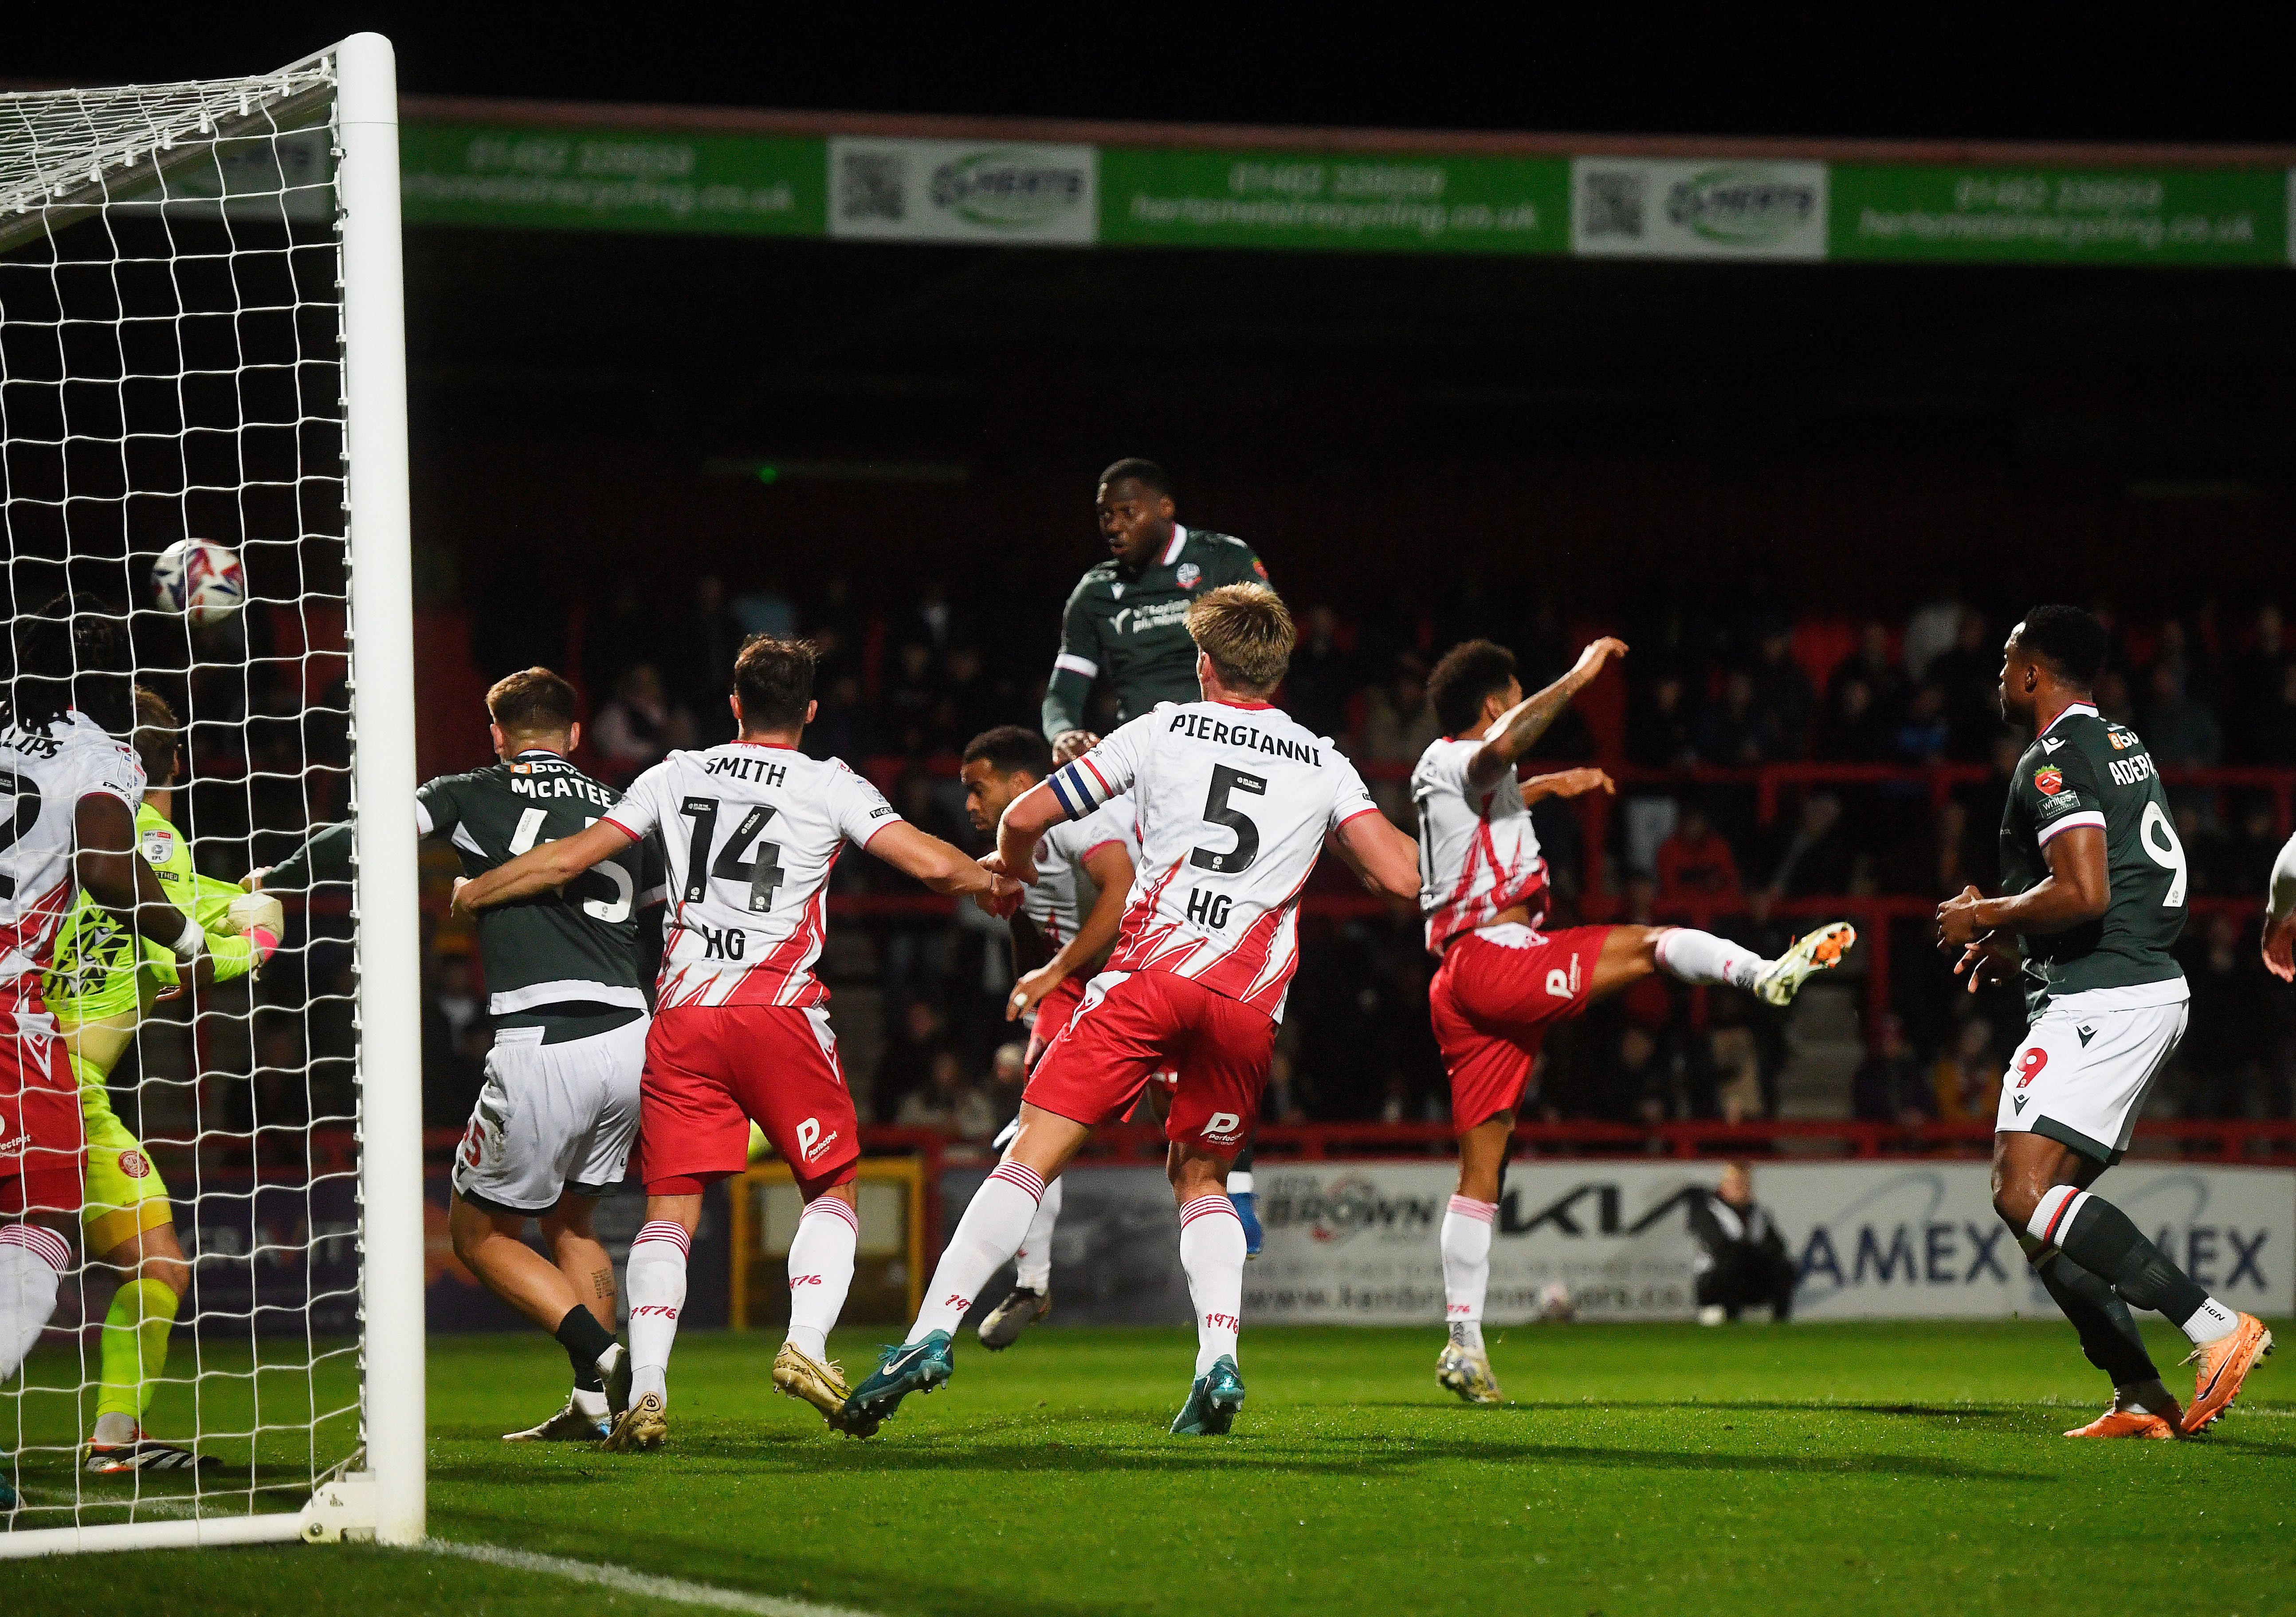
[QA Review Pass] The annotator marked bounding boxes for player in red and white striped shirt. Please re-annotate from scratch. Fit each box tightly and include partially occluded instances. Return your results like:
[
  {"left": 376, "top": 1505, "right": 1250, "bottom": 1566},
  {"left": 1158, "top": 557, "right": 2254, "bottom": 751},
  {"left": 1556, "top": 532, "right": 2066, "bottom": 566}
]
[
  {"left": 845, "top": 584, "right": 1424, "bottom": 1436},
  {"left": 459, "top": 636, "right": 1017, "bottom": 1449},
  {"left": 1413, "top": 637, "right": 1855, "bottom": 1406}
]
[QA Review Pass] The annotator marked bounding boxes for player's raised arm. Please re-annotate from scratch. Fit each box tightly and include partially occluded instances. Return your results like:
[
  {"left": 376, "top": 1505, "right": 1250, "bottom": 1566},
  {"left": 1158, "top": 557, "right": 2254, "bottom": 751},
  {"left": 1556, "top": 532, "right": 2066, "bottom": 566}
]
[
  {"left": 1464, "top": 637, "right": 1627, "bottom": 792},
  {"left": 1009, "top": 839, "right": 1132, "bottom": 1022},
  {"left": 993, "top": 779, "right": 1068, "bottom": 885},
  {"left": 455, "top": 818, "right": 635, "bottom": 914},
  {"left": 866, "top": 819, "right": 1021, "bottom": 912}
]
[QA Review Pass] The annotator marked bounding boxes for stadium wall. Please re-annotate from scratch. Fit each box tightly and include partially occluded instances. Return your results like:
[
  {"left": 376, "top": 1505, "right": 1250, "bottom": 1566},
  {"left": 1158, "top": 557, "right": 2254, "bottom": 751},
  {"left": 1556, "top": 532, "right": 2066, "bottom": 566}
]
[{"left": 945, "top": 1161, "right": 2296, "bottom": 1325}]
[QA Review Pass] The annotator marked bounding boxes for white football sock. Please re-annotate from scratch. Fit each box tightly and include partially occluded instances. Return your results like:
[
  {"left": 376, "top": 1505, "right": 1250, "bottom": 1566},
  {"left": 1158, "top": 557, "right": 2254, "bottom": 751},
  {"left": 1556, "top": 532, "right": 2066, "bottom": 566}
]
[
  {"left": 0, "top": 1224, "right": 69, "bottom": 1383},
  {"left": 909, "top": 1161, "right": 1044, "bottom": 1342},
  {"left": 2182, "top": 1296, "right": 2240, "bottom": 1346},
  {"left": 571, "top": 1385, "right": 609, "bottom": 1420},
  {"left": 625, "top": 1220, "right": 690, "bottom": 1407},
  {"left": 1013, "top": 1174, "right": 1063, "bottom": 1293},
  {"left": 1654, "top": 927, "right": 1763, "bottom": 991},
  {"left": 784, "top": 1194, "right": 859, "bottom": 1361},
  {"left": 1442, "top": 1195, "right": 1495, "bottom": 1354},
  {"left": 1179, "top": 1194, "right": 1246, "bottom": 1376}
]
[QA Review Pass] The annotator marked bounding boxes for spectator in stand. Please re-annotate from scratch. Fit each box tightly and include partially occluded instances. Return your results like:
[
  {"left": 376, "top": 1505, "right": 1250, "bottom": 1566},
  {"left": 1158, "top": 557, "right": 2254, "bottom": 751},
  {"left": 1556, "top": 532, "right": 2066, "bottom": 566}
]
[
  {"left": 731, "top": 574, "right": 798, "bottom": 640},
  {"left": 2092, "top": 666, "right": 2136, "bottom": 729},
  {"left": 1749, "top": 621, "right": 1816, "bottom": 759},
  {"left": 807, "top": 671, "right": 880, "bottom": 762},
  {"left": 875, "top": 999, "right": 952, "bottom": 1123},
  {"left": 1656, "top": 799, "right": 1743, "bottom": 908},
  {"left": 1830, "top": 620, "right": 1907, "bottom": 732},
  {"left": 987, "top": 1043, "right": 1028, "bottom": 1129},
  {"left": 935, "top": 644, "right": 1000, "bottom": 753},
  {"left": 2178, "top": 910, "right": 2268, "bottom": 1119},
  {"left": 671, "top": 573, "right": 747, "bottom": 719},
  {"left": 1851, "top": 1012, "right": 1934, "bottom": 1126},
  {"left": 1902, "top": 586, "right": 1965, "bottom": 686},
  {"left": 1696, "top": 669, "right": 1766, "bottom": 764},
  {"left": 1929, "top": 610, "right": 2005, "bottom": 760},
  {"left": 894, "top": 1050, "right": 998, "bottom": 1141},
  {"left": 2230, "top": 602, "right": 2289, "bottom": 761},
  {"left": 591, "top": 661, "right": 698, "bottom": 778},
  {"left": 1893, "top": 682, "right": 1951, "bottom": 765},
  {"left": 1285, "top": 604, "right": 1358, "bottom": 744},
  {"left": 1932, "top": 1015, "right": 2001, "bottom": 1123},
  {"left": 2257, "top": 662, "right": 2296, "bottom": 765},
  {"left": 883, "top": 640, "right": 939, "bottom": 754},
  {"left": 2144, "top": 659, "right": 2223, "bottom": 770},
  {"left": 1626, "top": 670, "right": 1699, "bottom": 770},
  {"left": 1359, "top": 651, "right": 1440, "bottom": 826},
  {"left": 1688, "top": 1162, "right": 1797, "bottom": 1324},
  {"left": 1816, "top": 673, "right": 1891, "bottom": 762},
  {"left": 1763, "top": 791, "right": 1858, "bottom": 897}
]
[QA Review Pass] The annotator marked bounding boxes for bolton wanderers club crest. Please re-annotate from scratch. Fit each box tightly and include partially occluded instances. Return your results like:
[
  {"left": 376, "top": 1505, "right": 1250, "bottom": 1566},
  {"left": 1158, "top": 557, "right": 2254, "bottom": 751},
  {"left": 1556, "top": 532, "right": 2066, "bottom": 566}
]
[{"left": 1175, "top": 561, "right": 1201, "bottom": 589}]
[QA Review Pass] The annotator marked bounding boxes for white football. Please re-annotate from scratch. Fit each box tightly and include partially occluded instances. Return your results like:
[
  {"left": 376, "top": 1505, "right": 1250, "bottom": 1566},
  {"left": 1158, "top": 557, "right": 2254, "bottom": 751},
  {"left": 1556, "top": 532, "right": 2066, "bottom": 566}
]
[
  {"left": 152, "top": 538, "right": 247, "bottom": 629},
  {"left": 1536, "top": 1281, "right": 1577, "bottom": 1322}
]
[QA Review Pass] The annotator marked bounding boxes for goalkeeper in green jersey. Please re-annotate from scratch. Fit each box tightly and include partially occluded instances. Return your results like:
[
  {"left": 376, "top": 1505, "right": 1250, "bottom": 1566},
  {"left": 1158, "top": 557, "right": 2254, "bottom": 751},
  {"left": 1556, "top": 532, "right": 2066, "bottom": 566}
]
[{"left": 43, "top": 689, "right": 282, "bottom": 1473}]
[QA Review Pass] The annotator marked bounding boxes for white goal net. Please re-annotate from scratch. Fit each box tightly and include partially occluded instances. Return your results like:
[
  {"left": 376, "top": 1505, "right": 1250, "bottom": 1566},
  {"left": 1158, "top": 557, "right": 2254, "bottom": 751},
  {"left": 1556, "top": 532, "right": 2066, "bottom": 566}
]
[{"left": 0, "top": 36, "right": 422, "bottom": 1553}]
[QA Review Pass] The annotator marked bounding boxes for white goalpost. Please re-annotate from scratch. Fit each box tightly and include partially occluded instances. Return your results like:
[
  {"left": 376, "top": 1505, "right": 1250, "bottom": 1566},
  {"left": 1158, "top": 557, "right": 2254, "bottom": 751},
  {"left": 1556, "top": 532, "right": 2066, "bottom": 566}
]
[{"left": 0, "top": 34, "right": 422, "bottom": 1553}]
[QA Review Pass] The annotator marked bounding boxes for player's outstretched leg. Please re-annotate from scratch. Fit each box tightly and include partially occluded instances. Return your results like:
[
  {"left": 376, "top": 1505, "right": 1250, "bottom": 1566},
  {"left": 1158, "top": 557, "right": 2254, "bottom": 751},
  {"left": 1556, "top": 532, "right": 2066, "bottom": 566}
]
[
  {"left": 845, "top": 1159, "right": 1048, "bottom": 1425},
  {"left": 606, "top": 1213, "right": 690, "bottom": 1451},
  {"left": 2018, "top": 1183, "right": 2270, "bottom": 1434},
  {"left": 978, "top": 1173, "right": 1060, "bottom": 1351},
  {"left": 773, "top": 1184, "right": 870, "bottom": 1435},
  {"left": 1643, "top": 922, "right": 1856, "bottom": 1007}
]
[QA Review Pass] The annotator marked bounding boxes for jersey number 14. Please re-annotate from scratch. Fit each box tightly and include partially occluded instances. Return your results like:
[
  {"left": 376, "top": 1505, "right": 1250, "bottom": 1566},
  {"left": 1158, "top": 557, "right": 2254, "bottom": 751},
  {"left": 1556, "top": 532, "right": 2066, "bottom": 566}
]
[{"left": 678, "top": 796, "right": 785, "bottom": 913}]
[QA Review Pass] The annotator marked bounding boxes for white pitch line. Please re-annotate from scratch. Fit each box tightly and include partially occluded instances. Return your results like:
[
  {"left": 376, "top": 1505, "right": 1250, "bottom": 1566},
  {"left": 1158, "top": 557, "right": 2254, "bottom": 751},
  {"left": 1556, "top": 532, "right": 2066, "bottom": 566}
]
[{"left": 423, "top": 1539, "right": 886, "bottom": 1617}]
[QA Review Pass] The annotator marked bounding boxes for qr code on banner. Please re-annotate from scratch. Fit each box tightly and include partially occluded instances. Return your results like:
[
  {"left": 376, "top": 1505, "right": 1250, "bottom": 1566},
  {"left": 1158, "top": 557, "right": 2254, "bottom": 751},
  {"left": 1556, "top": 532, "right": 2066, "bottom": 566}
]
[
  {"left": 1581, "top": 169, "right": 1645, "bottom": 238},
  {"left": 838, "top": 151, "right": 907, "bottom": 222}
]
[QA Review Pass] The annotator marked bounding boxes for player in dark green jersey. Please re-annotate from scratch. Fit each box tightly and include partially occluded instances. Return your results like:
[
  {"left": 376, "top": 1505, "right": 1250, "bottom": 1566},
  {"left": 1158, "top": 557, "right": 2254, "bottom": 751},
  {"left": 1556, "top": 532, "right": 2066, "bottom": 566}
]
[
  {"left": 1041, "top": 458, "right": 1272, "bottom": 1246},
  {"left": 1042, "top": 457, "right": 1270, "bottom": 755},
  {"left": 263, "top": 669, "right": 663, "bottom": 1442},
  {"left": 1939, "top": 606, "right": 2270, "bottom": 1437}
]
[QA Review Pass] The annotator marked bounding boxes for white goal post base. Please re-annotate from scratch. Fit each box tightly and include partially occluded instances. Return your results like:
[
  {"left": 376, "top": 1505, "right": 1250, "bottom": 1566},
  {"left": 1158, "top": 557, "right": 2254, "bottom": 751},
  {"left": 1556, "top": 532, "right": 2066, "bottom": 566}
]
[{"left": 0, "top": 1473, "right": 381, "bottom": 1558}]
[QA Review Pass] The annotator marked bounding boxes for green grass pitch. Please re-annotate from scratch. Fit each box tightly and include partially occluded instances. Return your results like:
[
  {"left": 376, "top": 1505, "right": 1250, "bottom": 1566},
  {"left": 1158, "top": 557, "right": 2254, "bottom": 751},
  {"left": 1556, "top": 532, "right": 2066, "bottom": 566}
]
[{"left": 4, "top": 1320, "right": 2291, "bottom": 1615}]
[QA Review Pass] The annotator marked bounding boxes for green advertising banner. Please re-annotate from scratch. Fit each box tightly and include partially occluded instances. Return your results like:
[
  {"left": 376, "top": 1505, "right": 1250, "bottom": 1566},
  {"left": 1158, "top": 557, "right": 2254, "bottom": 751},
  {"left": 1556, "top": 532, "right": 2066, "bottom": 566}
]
[
  {"left": 1099, "top": 147, "right": 1570, "bottom": 254},
  {"left": 1832, "top": 165, "right": 2287, "bottom": 265},
  {"left": 399, "top": 122, "right": 825, "bottom": 236}
]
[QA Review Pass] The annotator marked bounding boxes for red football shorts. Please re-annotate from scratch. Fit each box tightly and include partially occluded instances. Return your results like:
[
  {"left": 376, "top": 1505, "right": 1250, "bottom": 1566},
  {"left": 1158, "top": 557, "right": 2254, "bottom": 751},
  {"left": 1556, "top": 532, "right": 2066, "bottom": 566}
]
[
  {"left": 0, "top": 1007, "right": 86, "bottom": 1219},
  {"left": 1024, "top": 976, "right": 1088, "bottom": 1068},
  {"left": 633, "top": 1003, "right": 860, "bottom": 1196},
  {"left": 1024, "top": 969, "right": 1274, "bottom": 1155},
  {"left": 1429, "top": 924, "right": 1616, "bottom": 1130}
]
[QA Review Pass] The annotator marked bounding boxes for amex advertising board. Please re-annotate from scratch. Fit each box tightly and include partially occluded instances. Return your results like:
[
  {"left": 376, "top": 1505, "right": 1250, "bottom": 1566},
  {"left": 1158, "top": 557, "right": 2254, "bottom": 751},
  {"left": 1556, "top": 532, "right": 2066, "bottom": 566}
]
[{"left": 945, "top": 1161, "right": 2294, "bottom": 1326}]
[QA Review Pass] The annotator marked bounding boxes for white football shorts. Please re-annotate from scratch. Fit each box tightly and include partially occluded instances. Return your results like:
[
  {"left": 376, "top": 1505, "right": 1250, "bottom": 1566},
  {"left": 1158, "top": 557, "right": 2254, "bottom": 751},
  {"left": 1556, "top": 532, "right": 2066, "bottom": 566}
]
[
  {"left": 452, "top": 1014, "right": 647, "bottom": 1213},
  {"left": 1996, "top": 983, "right": 2188, "bottom": 1166}
]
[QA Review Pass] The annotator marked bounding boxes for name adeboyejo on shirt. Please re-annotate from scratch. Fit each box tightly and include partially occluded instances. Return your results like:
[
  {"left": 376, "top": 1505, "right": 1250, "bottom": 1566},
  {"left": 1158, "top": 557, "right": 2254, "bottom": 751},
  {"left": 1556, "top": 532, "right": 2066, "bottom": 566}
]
[{"left": 1167, "top": 708, "right": 1322, "bottom": 766}]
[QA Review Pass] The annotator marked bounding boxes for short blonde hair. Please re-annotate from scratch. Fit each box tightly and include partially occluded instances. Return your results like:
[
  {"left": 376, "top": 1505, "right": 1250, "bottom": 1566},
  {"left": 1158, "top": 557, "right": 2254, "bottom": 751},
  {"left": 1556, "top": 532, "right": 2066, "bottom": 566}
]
[{"left": 1186, "top": 583, "right": 1294, "bottom": 696}]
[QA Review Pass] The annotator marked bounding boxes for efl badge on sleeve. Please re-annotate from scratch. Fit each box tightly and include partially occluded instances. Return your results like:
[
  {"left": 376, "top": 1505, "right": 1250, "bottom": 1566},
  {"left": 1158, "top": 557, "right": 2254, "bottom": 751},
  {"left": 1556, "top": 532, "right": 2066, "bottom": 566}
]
[{"left": 2033, "top": 765, "right": 2064, "bottom": 796}]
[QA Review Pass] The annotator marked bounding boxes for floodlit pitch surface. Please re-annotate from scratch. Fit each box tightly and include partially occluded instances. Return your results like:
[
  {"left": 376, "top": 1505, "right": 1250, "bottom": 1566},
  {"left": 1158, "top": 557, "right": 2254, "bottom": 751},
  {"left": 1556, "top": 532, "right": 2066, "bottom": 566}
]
[{"left": 4, "top": 1322, "right": 2290, "bottom": 1613}]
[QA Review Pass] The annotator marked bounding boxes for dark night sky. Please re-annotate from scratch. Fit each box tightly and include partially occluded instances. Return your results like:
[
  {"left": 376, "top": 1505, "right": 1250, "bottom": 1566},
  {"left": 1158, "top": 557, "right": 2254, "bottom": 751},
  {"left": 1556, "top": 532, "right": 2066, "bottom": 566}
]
[{"left": 8, "top": 8, "right": 2292, "bottom": 145}]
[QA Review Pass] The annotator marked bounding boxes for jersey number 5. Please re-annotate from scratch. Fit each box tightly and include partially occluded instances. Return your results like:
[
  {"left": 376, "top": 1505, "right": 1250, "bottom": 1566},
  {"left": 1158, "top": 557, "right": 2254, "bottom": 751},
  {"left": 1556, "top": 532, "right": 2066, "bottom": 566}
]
[
  {"left": 508, "top": 807, "right": 633, "bottom": 923},
  {"left": 1189, "top": 765, "right": 1266, "bottom": 875},
  {"left": 679, "top": 797, "right": 786, "bottom": 913}
]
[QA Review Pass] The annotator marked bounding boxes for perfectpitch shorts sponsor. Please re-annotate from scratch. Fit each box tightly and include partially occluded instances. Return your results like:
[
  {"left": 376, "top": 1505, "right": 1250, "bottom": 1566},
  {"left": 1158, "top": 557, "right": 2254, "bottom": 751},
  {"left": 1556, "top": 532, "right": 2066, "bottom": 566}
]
[
  {"left": 632, "top": 1002, "right": 860, "bottom": 1195},
  {"left": 1023, "top": 968, "right": 1274, "bottom": 1155},
  {"left": 453, "top": 1015, "right": 647, "bottom": 1214},
  {"left": 0, "top": 1007, "right": 84, "bottom": 1220},
  {"left": 1429, "top": 922, "right": 1616, "bottom": 1129},
  {"left": 1997, "top": 984, "right": 2188, "bottom": 1166}
]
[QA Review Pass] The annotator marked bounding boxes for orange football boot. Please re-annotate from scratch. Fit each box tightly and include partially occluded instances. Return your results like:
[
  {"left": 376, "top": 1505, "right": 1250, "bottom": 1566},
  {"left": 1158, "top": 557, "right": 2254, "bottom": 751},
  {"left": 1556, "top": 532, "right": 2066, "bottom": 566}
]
[
  {"left": 2063, "top": 1406, "right": 2175, "bottom": 1440},
  {"left": 2180, "top": 1313, "right": 2273, "bottom": 1435}
]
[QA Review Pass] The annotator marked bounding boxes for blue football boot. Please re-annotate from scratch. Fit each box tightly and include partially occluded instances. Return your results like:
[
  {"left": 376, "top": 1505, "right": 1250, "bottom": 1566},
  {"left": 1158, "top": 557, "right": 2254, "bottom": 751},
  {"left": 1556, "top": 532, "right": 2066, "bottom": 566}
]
[
  {"left": 1170, "top": 1355, "right": 1247, "bottom": 1436},
  {"left": 1231, "top": 1190, "right": 1263, "bottom": 1258},
  {"left": 841, "top": 1330, "right": 955, "bottom": 1428}
]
